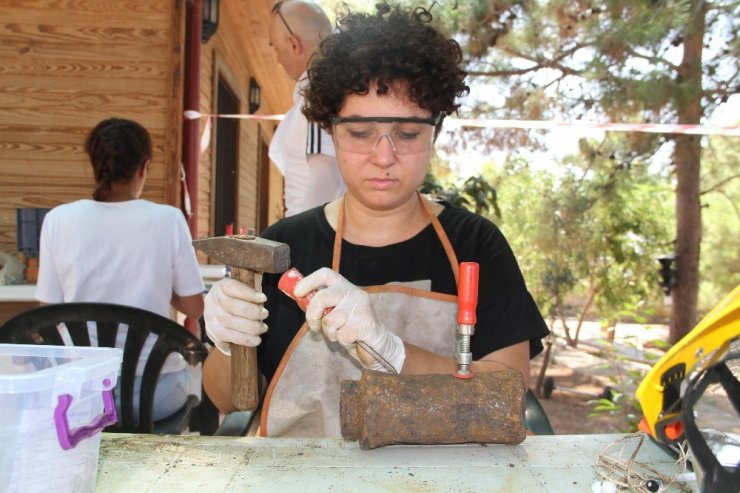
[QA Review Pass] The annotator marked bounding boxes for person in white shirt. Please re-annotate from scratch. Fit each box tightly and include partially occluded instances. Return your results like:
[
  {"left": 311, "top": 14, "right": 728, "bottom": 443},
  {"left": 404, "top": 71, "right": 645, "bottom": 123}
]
[
  {"left": 36, "top": 117, "right": 205, "bottom": 422},
  {"left": 267, "top": 0, "right": 345, "bottom": 217}
]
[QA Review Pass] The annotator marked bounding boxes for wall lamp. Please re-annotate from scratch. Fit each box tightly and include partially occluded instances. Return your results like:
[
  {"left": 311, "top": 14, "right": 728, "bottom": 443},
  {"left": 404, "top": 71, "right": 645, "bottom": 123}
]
[
  {"left": 249, "top": 77, "right": 261, "bottom": 114},
  {"left": 202, "top": 0, "right": 220, "bottom": 43}
]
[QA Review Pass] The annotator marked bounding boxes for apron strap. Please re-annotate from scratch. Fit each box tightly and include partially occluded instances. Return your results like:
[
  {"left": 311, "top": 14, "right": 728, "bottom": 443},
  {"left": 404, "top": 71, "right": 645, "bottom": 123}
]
[
  {"left": 331, "top": 196, "right": 344, "bottom": 272},
  {"left": 419, "top": 194, "right": 460, "bottom": 284}
]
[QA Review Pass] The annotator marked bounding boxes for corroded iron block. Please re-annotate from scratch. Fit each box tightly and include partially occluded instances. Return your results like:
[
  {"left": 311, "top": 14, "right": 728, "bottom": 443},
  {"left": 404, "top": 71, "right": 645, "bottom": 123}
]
[{"left": 340, "top": 370, "right": 526, "bottom": 450}]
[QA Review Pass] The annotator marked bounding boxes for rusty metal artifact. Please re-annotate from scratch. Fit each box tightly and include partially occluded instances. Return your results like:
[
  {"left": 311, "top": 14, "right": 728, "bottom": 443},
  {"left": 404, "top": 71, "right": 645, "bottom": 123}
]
[{"left": 340, "top": 370, "right": 526, "bottom": 450}]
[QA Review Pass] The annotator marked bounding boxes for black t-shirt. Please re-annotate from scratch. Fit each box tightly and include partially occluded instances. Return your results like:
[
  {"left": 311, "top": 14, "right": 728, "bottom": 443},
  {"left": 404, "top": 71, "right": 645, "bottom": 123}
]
[{"left": 258, "top": 201, "right": 549, "bottom": 382}]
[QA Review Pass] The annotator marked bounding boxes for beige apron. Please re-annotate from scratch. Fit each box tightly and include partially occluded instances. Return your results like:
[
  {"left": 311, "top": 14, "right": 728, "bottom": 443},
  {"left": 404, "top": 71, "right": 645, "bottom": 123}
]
[{"left": 260, "top": 195, "right": 463, "bottom": 437}]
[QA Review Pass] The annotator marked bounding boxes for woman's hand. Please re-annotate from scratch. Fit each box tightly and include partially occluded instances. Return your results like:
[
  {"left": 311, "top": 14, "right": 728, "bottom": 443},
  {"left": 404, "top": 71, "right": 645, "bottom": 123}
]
[
  {"left": 295, "top": 268, "right": 405, "bottom": 373},
  {"left": 203, "top": 278, "right": 269, "bottom": 355}
]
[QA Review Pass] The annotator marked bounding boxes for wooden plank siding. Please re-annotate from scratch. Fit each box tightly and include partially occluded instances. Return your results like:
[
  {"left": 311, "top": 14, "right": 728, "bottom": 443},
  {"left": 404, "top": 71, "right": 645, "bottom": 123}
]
[
  {"left": 0, "top": 0, "right": 293, "bottom": 266},
  {"left": 0, "top": 0, "right": 184, "bottom": 254}
]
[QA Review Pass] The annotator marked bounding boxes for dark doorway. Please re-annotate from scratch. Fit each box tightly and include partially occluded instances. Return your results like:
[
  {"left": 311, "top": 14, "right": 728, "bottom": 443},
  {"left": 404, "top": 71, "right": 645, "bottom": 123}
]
[{"left": 213, "top": 78, "right": 239, "bottom": 236}]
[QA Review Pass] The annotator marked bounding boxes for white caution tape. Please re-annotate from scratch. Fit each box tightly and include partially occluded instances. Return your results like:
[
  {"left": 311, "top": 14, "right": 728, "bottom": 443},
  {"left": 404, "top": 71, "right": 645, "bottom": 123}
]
[
  {"left": 184, "top": 110, "right": 739, "bottom": 136},
  {"left": 445, "top": 118, "right": 740, "bottom": 136},
  {"left": 184, "top": 110, "right": 284, "bottom": 122}
]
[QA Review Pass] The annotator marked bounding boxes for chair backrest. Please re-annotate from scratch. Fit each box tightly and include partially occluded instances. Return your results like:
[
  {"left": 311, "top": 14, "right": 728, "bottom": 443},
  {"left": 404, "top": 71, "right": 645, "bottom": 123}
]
[
  {"left": 525, "top": 390, "right": 555, "bottom": 435},
  {"left": 0, "top": 302, "right": 208, "bottom": 433}
]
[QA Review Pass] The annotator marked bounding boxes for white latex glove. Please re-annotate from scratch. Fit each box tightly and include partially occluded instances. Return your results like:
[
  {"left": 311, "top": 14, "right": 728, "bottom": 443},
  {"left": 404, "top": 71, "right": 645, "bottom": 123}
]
[
  {"left": 204, "top": 278, "right": 268, "bottom": 355},
  {"left": 295, "top": 268, "right": 405, "bottom": 373}
]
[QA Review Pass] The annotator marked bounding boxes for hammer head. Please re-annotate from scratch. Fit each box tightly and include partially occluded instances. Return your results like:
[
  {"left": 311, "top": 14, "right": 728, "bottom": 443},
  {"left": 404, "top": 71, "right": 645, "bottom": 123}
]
[{"left": 193, "top": 235, "right": 290, "bottom": 273}]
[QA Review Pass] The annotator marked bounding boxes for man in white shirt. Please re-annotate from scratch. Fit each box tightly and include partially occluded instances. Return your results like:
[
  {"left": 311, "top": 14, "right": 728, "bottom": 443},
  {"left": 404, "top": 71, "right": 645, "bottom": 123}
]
[{"left": 267, "top": 0, "right": 345, "bottom": 217}]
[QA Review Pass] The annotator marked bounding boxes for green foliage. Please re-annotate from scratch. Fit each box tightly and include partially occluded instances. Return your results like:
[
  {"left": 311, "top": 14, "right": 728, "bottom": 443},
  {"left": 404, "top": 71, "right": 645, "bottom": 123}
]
[
  {"left": 586, "top": 339, "right": 651, "bottom": 433},
  {"left": 487, "top": 135, "right": 674, "bottom": 324},
  {"left": 698, "top": 135, "right": 740, "bottom": 309},
  {"left": 420, "top": 171, "right": 502, "bottom": 219},
  {"left": 587, "top": 391, "right": 642, "bottom": 433},
  {"left": 647, "top": 339, "right": 671, "bottom": 350},
  {"left": 460, "top": 176, "right": 502, "bottom": 218}
]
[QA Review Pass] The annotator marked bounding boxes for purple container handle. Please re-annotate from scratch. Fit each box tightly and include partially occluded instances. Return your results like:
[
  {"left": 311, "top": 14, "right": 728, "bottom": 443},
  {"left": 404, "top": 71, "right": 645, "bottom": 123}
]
[{"left": 54, "top": 378, "right": 118, "bottom": 451}]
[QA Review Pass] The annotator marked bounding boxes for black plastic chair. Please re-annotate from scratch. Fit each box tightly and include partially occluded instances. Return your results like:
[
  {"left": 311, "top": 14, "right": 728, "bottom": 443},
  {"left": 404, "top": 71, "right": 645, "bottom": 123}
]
[
  {"left": 525, "top": 390, "right": 555, "bottom": 435},
  {"left": 0, "top": 302, "right": 208, "bottom": 435}
]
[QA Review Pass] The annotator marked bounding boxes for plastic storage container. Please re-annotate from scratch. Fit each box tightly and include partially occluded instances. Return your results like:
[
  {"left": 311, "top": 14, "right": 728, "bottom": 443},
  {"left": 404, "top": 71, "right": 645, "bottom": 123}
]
[{"left": 0, "top": 344, "right": 123, "bottom": 493}]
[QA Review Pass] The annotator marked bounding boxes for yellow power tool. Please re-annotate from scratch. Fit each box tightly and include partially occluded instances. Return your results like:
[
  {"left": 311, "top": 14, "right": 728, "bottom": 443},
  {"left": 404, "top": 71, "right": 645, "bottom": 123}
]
[{"left": 636, "top": 284, "right": 740, "bottom": 444}]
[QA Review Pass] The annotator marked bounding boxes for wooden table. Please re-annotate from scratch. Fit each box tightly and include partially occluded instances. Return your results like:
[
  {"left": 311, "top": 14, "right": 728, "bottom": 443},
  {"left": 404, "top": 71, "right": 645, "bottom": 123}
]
[{"left": 96, "top": 433, "right": 693, "bottom": 492}]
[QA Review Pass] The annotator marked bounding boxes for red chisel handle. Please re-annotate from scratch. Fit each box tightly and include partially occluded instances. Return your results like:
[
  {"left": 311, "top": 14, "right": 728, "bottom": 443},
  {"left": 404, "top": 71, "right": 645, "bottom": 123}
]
[
  {"left": 278, "top": 267, "right": 314, "bottom": 310},
  {"left": 457, "top": 262, "right": 479, "bottom": 325},
  {"left": 278, "top": 268, "right": 334, "bottom": 317}
]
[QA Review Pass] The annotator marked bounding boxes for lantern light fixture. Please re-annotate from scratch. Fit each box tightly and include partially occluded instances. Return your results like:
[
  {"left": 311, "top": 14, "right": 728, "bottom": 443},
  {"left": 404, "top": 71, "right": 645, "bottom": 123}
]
[
  {"left": 202, "top": 0, "right": 220, "bottom": 43},
  {"left": 249, "top": 77, "right": 261, "bottom": 114}
]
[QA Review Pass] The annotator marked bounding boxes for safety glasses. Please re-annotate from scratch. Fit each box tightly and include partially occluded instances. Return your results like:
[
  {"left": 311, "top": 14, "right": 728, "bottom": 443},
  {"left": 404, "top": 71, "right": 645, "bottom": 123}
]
[{"left": 331, "top": 116, "right": 439, "bottom": 155}]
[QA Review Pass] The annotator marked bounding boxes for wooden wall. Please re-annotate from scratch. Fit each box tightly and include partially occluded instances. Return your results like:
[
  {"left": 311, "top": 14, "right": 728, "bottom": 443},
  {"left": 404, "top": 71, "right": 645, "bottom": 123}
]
[
  {"left": 0, "top": 0, "right": 184, "bottom": 255},
  {"left": 0, "top": 0, "right": 294, "bottom": 265}
]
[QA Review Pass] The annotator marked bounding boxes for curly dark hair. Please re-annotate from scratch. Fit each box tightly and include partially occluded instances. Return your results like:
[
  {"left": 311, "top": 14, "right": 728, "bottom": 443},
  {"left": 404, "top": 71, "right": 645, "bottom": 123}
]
[
  {"left": 302, "top": 2, "right": 469, "bottom": 133},
  {"left": 85, "top": 117, "right": 151, "bottom": 201}
]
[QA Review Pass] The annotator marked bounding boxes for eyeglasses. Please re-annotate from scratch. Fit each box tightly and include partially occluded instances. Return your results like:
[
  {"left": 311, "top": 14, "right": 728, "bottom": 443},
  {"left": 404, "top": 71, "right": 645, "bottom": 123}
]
[
  {"left": 331, "top": 116, "right": 439, "bottom": 155},
  {"left": 271, "top": 1, "right": 295, "bottom": 36}
]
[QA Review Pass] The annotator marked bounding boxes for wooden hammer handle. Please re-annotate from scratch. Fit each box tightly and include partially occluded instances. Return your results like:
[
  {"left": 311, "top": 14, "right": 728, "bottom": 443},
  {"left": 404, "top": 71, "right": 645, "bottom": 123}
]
[{"left": 229, "top": 267, "right": 261, "bottom": 411}]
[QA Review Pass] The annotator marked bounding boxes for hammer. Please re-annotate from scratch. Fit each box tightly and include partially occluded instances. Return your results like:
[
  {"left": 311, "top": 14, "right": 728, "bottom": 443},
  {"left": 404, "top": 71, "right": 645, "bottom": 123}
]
[{"left": 193, "top": 234, "right": 290, "bottom": 411}]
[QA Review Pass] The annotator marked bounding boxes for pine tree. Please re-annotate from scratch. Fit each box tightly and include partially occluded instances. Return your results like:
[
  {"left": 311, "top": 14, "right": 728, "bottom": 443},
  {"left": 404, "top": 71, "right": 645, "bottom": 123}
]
[{"left": 433, "top": 0, "right": 739, "bottom": 342}]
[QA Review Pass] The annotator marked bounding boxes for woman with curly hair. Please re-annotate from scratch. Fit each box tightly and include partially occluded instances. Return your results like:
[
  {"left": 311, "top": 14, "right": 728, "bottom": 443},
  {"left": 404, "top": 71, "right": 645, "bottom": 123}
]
[{"left": 203, "top": 2, "right": 548, "bottom": 438}]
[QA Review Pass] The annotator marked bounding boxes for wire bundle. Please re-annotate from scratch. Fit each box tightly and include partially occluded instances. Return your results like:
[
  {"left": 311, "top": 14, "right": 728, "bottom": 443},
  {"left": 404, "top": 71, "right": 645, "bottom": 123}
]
[{"left": 594, "top": 433, "right": 694, "bottom": 492}]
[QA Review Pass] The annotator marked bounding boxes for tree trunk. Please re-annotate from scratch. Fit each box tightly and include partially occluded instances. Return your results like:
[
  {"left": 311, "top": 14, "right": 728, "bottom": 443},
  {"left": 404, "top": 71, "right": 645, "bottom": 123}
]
[
  {"left": 573, "top": 282, "right": 598, "bottom": 347},
  {"left": 533, "top": 335, "right": 553, "bottom": 398},
  {"left": 670, "top": 0, "right": 705, "bottom": 343},
  {"left": 559, "top": 310, "right": 575, "bottom": 347}
]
